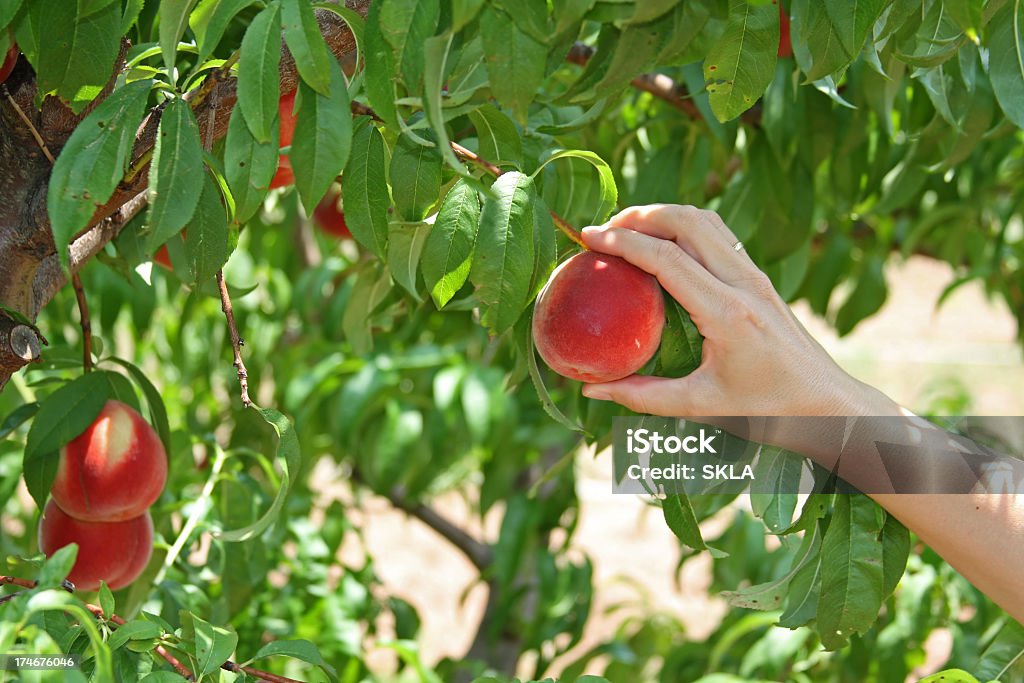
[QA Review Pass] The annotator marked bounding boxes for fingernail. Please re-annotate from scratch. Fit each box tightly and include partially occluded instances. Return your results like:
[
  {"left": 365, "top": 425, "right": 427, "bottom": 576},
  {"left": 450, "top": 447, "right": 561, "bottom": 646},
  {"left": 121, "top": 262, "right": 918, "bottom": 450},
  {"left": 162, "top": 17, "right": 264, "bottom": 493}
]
[
  {"left": 582, "top": 386, "right": 610, "bottom": 401},
  {"left": 582, "top": 225, "right": 606, "bottom": 237}
]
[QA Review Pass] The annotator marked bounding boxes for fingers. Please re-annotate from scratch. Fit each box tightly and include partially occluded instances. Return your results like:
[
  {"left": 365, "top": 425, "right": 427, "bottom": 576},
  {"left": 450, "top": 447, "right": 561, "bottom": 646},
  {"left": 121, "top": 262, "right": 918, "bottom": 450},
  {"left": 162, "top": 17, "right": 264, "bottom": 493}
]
[
  {"left": 606, "top": 204, "right": 762, "bottom": 284},
  {"left": 582, "top": 224, "right": 728, "bottom": 323},
  {"left": 582, "top": 375, "right": 705, "bottom": 417}
]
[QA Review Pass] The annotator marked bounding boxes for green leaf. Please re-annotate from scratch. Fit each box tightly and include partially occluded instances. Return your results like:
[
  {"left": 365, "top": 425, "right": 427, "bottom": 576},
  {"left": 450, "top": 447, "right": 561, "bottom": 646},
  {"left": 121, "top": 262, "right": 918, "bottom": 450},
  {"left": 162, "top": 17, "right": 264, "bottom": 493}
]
[
  {"left": 533, "top": 149, "right": 618, "bottom": 226},
  {"left": 188, "top": 614, "right": 238, "bottom": 676},
  {"left": 704, "top": 0, "right": 778, "bottom": 122},
  {"left": 217, "top": 408, "right": 300, "bottom": 541},
  {"left": 282, "top": 0, "right": 332, "bottom": 94},
  {"left": 468, "top": 104, "right": 522, "bottom": 168},
  {"left": 880, "top": 512, "right": 909, "bottom": 599},
  {"left": 749, "top": 446, "right": 804, "bottom": 533},
  {"left": 342, "top": 121, "right": 390, "bottom": 257},
  {"left": 917, "top": 672, "right": 982, "bottom": 683},
  {"left": 975, "top": 621, "right": 1024, "bottom": 681},
  {"left": 363, "top": 0, "right": 398, "bottom": 127},
  {"left": 657, "top": 298, "right": 703, "bottom": 379},
  {"left": 817, "top": 494, "right": 887, "bottom": 650},
  {"left": 389, "top": 134, "right": 443, "bottom": 222},
  {"left": 224, "top": 103, "right": 279, "bottom": 223},
  {"left": 377, "top": 0, "right": 439, "bottom": 91},
  {"left": 0, "top": 0, "right": 25, "bottom": 26},
  {"left": 252, "top": 640, "right": 337, "bottom": 679},
  {"left": 422, "top": 32, "right": 469, "bottom": 174},
  {"left": 988, "top": 3, "right": 1024, "bottom": 129},
  {"left": 23, "top": 372, "right": 121, "bottom": 510},
  {"left": 147, "top": 98, "right": 204, "bottom": 251},
  {"left": 14, "top": 0, "right": 121, "bottom": 112},
  {"left": 107, "top": 620, "right": 163, "bottom": 650},
  {"left": 629, "top": 0, "right": 680, "bottom": 24},
  {"left": 237, "top": 0, "right": 282, "bottom": 143},
  {"left": 470, "top": 172, "right": 536, "bottom": 334},
  {"left": 834, "top": 255, "right": 887, "bottom": 336},
  {"left": 0, "top": 402, "right": 39, "bottom": 440},
  {"left": 480, "top": 5, "right": 547, "bottom": 120},
  {"left": 662, "top": 494, "right": 726, "bottom": 556},
  {"left": 342, "top": 264, "right": 393, "bottom": 354},
  {"left": 451, "top": 0, "right": 483, "bottom": 31},
  {"left": 182, "top": 172, "right": 230, "bottom": 284},
  {"left": 422, "top": 180, "right": 481, "bottom": 308},
  {"left": 520, "top": 315, "right": 586, "bottom": 434},
  {"left": 721, "top": 520, "right": 821, "bottom": 610},
  {"left": 292, "top": 58, "right": 353, "bottom": 210},
  {"left": 944, "top": 0, "right": 984, "bottom": 39},
  {"left": 47, "top": 79, "right": 152, "bottom": 270},
  {"left": 387, "top": 221, "right": 431, "bottom": 297},
  {"left": 159, "top": 0, "right": 199, "bottom": 75},
  {"left": 529, "top": 195, "right": 556, "bottom": 300},
  {"left": 792, "top": 0, "right": 886, "bottom": 81},
  {"left": 191, "top": 0, "right": 258, "bottom": 64}
]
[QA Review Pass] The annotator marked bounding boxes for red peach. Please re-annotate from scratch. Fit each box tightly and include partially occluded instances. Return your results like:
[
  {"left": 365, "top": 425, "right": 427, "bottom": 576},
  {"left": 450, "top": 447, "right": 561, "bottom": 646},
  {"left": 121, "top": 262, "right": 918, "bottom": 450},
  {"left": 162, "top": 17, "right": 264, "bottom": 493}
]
[
  {"left": 778, "top": 3, "right": 793, "bottom": 58},
  {"left": 154, "top": 244, "right": 171, "bottom": 269},
  {"left": 0, "top": 34, "right": 17, "bottom": 84},
  {"left": 51, "top": 400, "right": 167, "bottom": 522},
  {"left": 312, "top": 188, "right": 351, "bottom": 238},
  {"left": 269, "top": 89, "right": 297, "bottom": 189},
  {"left": 532, "top": 251, "right": 665, "bottom": 383},
  {"left": 38, "top": 500, "right": 153, "bottom": 592}
]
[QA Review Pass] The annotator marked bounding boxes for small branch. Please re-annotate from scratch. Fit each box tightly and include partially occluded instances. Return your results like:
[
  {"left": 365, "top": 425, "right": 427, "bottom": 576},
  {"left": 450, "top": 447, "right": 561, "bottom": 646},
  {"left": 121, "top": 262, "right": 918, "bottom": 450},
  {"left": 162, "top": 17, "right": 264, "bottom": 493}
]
[
  {"left": 216, "top": 271, "right": 253, "bottom": 408},
  {"left": 566, "top": 42, "right": 702, "bottom": 120},
  {"left": 0, "top": 589, "right": 27, "bottom": 605},
  {"left": 70, "top": 273, "right": 93, "bottom": 372},
  {"left": 383, "top": 488, "right": 493, "bottom": 571},
  {"left": 0, "top": 575, "right": 37, "bottom": 589},
  {"left": 352, "top": 102, "right": 587, "bottom": 248},
  {"left": 2, "top": 85, "right": 57, "bottom": 163}
]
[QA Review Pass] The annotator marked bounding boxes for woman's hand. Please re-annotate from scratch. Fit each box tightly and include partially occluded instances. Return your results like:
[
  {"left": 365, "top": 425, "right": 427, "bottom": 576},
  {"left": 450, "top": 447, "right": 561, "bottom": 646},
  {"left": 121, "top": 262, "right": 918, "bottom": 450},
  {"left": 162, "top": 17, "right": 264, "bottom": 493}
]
[{"left": 580, "top": 204, "right": 897, "bottom": 418}]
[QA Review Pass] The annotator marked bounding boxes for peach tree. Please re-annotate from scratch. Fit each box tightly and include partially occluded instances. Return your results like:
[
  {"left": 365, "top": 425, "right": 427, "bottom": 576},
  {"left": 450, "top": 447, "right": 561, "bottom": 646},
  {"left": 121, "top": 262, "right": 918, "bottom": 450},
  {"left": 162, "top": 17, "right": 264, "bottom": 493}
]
[{"left": 0, "top": 0, "right": 1023, "bottom": 681}]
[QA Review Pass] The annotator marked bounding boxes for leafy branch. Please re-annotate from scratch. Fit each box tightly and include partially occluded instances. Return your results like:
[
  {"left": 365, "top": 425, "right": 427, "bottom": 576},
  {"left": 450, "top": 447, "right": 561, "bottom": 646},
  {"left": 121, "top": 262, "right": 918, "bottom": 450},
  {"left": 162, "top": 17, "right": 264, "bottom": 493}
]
[{"left": 0, "top": 575, "right": 308, "bottom": 682}]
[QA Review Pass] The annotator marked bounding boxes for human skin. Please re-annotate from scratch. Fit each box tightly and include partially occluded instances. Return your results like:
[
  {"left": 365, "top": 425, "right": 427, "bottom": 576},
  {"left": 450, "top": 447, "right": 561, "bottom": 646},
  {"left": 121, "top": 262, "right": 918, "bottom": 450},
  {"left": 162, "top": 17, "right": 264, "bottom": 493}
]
[
  {"left": 51, "top": 400, "right": 167, "bottom": 522},
  {"left": 580, "top": 204, "right": 1024, "bottom": 624},
  {"left": 38, "top": 500, "right": 153, "bottom": 592}
]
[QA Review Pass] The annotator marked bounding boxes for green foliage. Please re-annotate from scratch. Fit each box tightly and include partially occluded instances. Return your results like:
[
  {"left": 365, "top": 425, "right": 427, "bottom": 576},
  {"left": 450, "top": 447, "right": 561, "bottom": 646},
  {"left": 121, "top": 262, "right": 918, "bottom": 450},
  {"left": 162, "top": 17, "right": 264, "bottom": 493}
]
[{"left": 3, "top": 0, "right": 1024, "bottom": 680}]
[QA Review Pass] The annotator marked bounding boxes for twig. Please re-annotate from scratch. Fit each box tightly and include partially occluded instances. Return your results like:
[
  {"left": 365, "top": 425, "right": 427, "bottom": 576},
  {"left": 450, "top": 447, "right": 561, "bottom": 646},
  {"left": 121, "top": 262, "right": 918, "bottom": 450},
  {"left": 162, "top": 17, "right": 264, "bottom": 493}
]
[
  {"left": 2, "top": 86, "right": 56, "bottom": 163},
  {"left": 70, "top": 273, "right": 93, "bottom": 372},
  {"left": 0, "top": 575, "right": 37, "bottom": 589},
  {"left": 0, "top": 589, "right": 27, "bottom": 605},
  {"left": 351, "top": 102, "right": 587, "bottom": 248},
  {"left": 216, "top": 271, "right": 253, "bottom": 408},
  {"left": 566, "top": 42, "right": 702, "bottom": 120}
]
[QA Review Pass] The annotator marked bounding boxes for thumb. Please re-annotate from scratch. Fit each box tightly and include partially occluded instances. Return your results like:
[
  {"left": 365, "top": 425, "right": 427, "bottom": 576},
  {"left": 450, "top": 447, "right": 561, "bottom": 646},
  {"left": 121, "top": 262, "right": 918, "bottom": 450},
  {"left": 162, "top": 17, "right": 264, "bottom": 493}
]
[{"left": 582, "top": 374, "right": 703, "bottom": 417}]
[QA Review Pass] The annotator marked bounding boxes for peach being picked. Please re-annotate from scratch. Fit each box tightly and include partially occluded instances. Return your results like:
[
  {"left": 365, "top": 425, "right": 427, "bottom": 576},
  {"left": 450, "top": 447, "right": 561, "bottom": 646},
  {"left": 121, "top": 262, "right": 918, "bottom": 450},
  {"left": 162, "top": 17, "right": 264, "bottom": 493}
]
[{"left": 532, "top": 251, "right": 665, "bottom": 383}]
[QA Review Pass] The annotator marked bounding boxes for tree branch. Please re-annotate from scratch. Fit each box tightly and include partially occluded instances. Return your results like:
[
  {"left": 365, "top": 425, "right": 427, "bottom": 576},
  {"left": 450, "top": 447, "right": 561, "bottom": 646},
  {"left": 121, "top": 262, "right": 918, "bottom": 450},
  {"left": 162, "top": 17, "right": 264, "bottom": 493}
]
[{"left": 381, "top": 486, "right": 494, "bottom": 571}]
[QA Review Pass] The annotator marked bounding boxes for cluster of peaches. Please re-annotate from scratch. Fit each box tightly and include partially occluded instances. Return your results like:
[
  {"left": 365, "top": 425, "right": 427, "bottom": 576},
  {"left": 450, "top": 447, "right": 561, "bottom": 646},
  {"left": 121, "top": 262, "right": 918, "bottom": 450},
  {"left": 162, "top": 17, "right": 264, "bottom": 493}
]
[{"left": 38, "top": 401, "right": 167, "bottom": 592}]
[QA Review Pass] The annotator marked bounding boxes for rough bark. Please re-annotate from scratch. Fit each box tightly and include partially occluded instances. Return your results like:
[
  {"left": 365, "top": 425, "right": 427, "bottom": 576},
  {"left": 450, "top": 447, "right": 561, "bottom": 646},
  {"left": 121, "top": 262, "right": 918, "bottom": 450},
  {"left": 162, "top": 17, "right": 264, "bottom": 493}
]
[{"left": 0, "top": 1, "right": 368, "bottom": 389}]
